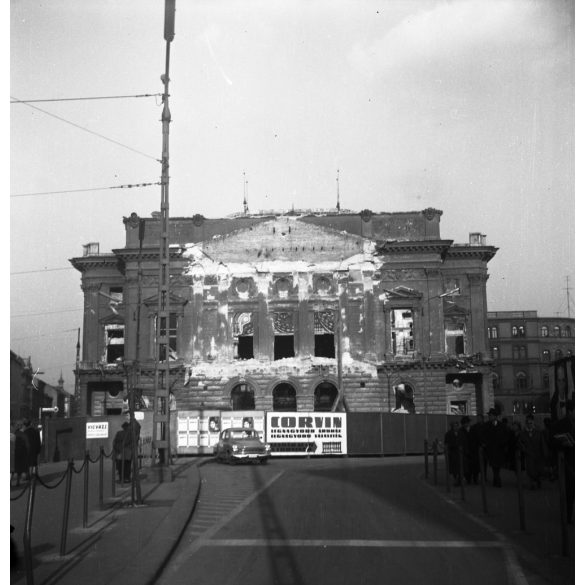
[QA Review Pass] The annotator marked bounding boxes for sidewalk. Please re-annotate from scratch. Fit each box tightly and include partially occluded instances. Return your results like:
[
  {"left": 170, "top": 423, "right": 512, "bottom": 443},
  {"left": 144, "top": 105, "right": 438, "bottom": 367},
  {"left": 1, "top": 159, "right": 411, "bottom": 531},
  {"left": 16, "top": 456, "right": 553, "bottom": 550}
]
[
  {"left": 423, "top": 465, "right": 575, "bottom": 585},
  {"left": 10, "top": 457, "right": 204, "bottom": 585}
]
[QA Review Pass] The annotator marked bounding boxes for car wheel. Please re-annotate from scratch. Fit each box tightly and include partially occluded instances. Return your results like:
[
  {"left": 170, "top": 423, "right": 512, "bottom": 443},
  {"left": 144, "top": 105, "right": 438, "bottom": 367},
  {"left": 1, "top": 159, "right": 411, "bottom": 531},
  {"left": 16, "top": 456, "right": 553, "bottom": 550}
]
[{"left": 260, "top": 458, "right": 267, "bottom": 465}]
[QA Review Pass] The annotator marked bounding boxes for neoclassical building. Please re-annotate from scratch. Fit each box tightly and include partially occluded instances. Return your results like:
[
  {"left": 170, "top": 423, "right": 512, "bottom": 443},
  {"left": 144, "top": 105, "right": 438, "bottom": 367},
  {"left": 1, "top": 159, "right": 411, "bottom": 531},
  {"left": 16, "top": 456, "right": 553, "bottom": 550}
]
[{"left": 70, "top": 207, "right": 498, "bottom": 419}]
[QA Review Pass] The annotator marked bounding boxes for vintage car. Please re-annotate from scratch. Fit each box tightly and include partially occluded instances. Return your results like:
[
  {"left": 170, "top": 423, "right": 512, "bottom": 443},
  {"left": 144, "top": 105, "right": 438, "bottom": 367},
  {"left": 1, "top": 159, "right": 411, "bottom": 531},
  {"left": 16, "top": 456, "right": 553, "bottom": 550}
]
[{"left": 214, "top": 427, "right": 271, "bottom": 464}]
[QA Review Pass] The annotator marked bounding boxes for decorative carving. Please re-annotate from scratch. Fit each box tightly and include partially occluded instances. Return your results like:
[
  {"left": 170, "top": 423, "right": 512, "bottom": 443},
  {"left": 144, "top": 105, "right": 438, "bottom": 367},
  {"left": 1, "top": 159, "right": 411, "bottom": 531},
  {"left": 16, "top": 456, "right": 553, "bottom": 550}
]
[
  {"left": 273, "top": 277, "right": 292, "bottom": 298},
  {"left": 233, "top": 312, "right": 254, "bottom": 336},
  {"left": 272, "top": 312, "right": 294, "bottom": 334},
  {"left": 382, "top": 269, "right": 425, "bottom": 281},
  {"left": 314, "top": 275, "right": 332, "bottom": 295},
  {"left": 360, "top": 209, "right": 373, "bottom": 222},
  {"left": 423, "top": 208, "right": 443, "bottom": 221},
  {"left": 314, "top": 309, "right": 336, "bottom": 334},
  {"left": 123, "top": 212, "right": 140, "bottom": 228},
  {"left": 193, "top": 214, "right": 205, "bottom": 226}
]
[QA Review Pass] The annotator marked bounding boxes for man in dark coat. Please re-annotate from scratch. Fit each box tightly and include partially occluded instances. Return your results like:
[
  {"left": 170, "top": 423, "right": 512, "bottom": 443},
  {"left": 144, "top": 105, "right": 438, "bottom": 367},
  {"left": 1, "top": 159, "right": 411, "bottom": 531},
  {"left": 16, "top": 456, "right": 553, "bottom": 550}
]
[
  {"left": 22, "top": 418, "right": 41, "bottom": 478},
  {"left": 484, "top": 408, "right": 508, "bottom": 487},
  {"left": 113, "top": 422, "right": 133, "bottom": 483}
]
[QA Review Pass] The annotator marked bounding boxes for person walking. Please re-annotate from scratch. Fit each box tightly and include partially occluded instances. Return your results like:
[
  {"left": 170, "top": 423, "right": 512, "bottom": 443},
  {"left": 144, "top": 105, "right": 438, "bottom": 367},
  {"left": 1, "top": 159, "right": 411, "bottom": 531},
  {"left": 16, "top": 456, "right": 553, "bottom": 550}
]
[
  {"left": 22, "top": 419, "right": 41, "bottom": 479},
  {"left": 444, "top": 421, "right": 463, "bottom": 486},
  {"left": 519, "top": 414, "right": 548, "bottom": 489},
  {"left": 484, "top": 408, "right": 508, "bottom": 487},
  {"left": 459, "top": 416, "right": 473, "bottom": 484},
  {"left": 113, "top": 421, "right": 133, "bottom": 483}
]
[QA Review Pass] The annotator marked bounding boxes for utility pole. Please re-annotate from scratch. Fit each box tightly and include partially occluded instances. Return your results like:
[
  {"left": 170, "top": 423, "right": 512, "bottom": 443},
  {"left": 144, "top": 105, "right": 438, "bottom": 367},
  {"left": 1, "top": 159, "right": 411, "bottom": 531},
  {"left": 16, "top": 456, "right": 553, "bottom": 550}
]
[
  {"left": 152, "top": 0, "right": 175, "bottom": 468},
  {"left": 74, "top": 329, "right": 81, "bottom": 416},
  {"left": 565, "top": 275, "right": 572, "bottom": 318}
]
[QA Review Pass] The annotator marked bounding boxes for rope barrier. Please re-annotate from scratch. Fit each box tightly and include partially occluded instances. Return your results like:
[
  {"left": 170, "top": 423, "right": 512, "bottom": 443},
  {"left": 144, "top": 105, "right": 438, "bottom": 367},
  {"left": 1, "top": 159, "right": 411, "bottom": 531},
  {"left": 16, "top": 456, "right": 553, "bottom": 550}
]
[
  {"left": 88, "top": 452, "right": 101, "bottom": 464},
  {"left": 72, "top": 459, "right": 88, "bottom": 474},
  {"left": 34, "top": 468, "right": 70, "bottom": 490},
  {"left": 10, "top": 485, "right": 29, "bottom": 501}
]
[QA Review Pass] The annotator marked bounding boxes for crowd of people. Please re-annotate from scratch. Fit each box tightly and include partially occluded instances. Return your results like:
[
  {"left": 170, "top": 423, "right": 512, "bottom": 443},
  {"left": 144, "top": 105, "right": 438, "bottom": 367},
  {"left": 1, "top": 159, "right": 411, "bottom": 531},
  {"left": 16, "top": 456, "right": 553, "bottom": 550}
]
[
  {"left": 10, "top": 418, "right": 42, "bottom": 487},
  {"left": 444, "top": 404, "right": 574, "bottom": 519}
]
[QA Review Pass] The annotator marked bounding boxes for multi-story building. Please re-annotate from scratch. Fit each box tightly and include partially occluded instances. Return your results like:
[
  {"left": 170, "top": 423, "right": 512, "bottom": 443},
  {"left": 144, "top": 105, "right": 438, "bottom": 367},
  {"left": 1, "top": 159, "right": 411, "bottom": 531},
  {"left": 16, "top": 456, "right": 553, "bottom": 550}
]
[
  {"left": 487, "top": 311, "right": 575, "bottom": 414},
  {"left": 70, "top": 207, "right": 498, "bottom": 426}
]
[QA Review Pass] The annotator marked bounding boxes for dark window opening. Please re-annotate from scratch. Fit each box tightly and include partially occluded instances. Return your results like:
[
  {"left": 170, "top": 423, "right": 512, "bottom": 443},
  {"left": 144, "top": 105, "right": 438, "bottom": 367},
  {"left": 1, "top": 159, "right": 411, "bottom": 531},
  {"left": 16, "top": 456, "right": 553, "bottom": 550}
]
[
  {"left": 157, "top": 314, "right": 178, "bottom": 361},
  {"left": 392, "top": 383, "right": 416, "bottom": 413},
  {"left": 231, "top": 383, "right": 255, "bottom": 410},
  {"left": 273, "top": 383, "right": 297, "bottom": 411},
  {"left": 105, "top": 326, "right": 124, "bottom": 363},
  {"left": 88, "top": 381, "right": 124, "bottom": 416},
  {"left": 274, "top": 335, "right": 295, "bottom": 360},
  {"left": 237, "top": 336, "right": 254, "bottom": 359},
  {"left": 314, "top": 333, "right": 335, "bottom": 358},
  {"left": 446, "top": 334, "right": 465, "bottom": 355},
  {"left": 314, "top": 382, "right": 338, "bottom": 411}
]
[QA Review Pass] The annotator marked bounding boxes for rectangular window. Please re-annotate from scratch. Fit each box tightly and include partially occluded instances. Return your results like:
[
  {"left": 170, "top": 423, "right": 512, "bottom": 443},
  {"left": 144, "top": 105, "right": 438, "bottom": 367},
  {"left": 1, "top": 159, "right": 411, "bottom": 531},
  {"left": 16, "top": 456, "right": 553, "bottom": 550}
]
[
  {"left": 156, "top": 314, "right": 178, "bottom": 361},
  {"left": 391, "top": 309, "right": 414, "bottom": 356},
  {"left": 449, "top": 400, "right": 468, "bottom": 415},
  {"left": 274, "top": 335, "right": 295, "bottom": 359},
  {"left": 445, "top": 322, "right": 465, "bottom": 355},
  {"left": 314, "top": 310, "right": 336, "bottom": 358},
  {"left": 104, "top": 324, "right": 124, "bottom": 363},
  {"left": 237, "top": 336, "right": 254, "bottom": 359},
  {"left": 233, "top": 312, "right": 254, "bottom": 360}
]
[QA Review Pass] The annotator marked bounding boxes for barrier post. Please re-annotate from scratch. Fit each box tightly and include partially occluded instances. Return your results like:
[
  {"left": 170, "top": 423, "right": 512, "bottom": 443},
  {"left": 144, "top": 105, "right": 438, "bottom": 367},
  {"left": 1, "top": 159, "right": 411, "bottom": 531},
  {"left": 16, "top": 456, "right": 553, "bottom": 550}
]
[
  {"left": 458, "top": 445, "right": 465, "bottom": 501},
  {"left": 433, "top": 439, "right": 438, "bottom": 486},
  {"left": 23, "top": 472, "right": 37, "bottom": 585},
  {"left": 112, "top": 452, "right": 116, "bottom": 497},
  {"left": 60, "top": 460, "right": 74, "bottom": 556},
  {"left": 99, "top": 446, "right": 104, "bottom": 509},
  {"left": 479, "top": 445, "right": 488, "bottom": 514},
  {"left": 83, "top": 451, "right": 89, "bottom": 528},
  {"left": 515, "top": 447, "right": 526, "bottom": 531},
  {"left": 558, "top": 451, "right": 569, "bottom": 557},
  {"left": 424, "top": 439, "right": 429, "bottom": 479}
]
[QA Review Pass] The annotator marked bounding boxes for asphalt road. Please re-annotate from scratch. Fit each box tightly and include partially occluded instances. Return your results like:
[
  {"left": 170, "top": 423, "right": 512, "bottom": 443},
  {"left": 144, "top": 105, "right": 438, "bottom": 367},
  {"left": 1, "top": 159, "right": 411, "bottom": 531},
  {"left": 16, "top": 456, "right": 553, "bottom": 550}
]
[{"left": 156, "top": 456, "right": 524, "bottom": 585}]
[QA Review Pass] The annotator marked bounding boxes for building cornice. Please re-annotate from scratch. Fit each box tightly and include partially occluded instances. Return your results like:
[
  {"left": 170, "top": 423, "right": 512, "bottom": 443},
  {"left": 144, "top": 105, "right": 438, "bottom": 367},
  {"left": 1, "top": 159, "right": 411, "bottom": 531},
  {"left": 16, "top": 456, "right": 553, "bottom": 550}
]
[
  {"left": 445, "top": 246, "right": 498, "bottom": 263},
  {"left": 375, "top": 240, "right": 453, "bottom": 258}
]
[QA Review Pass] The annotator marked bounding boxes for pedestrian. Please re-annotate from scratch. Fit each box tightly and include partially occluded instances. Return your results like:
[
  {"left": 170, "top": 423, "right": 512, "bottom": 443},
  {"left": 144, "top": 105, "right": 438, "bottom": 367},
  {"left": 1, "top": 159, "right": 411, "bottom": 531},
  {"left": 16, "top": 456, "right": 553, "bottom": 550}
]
[
  {"left": 459, "top": 416, "right": 473, "bottom": 484},
  {"left": 22, "top": 418, "right": 42, "bottom": 478},
  {"left": 13, "top": 421, "right": 29, "bottom": 486},
  {"left": 444, "top": 421, "right": 463, "bottom": 486},
  {"left": 113, "top": 422, "right": 133, "bottom": 483},
  {"left": 507, "top": 421, "right": 523, "bottom": 472},
  {"left": 551, "top": 400, "right": 574, "bottom": 523},
  {"left": 519, "top": 414, "right": 548, "bottom": 489},
  {"left": 469, "top": 415, "right": 485, "bottom": 483},
  {"left": 484, "top": 408, "right": 508, "bottom": 487}
]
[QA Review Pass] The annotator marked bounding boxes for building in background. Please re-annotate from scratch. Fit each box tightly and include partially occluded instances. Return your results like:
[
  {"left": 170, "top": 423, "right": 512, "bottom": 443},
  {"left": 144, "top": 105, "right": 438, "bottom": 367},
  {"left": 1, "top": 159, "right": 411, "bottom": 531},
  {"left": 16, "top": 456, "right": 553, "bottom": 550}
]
[
  {"left": 10, "top": 351, "right": 70, "bottom": 423},
  {"left": 487, "top": 311, "right": 575, "bottom": 414},
  {"left": 70, "top": 207, "right": 498, "bottom": 419}
]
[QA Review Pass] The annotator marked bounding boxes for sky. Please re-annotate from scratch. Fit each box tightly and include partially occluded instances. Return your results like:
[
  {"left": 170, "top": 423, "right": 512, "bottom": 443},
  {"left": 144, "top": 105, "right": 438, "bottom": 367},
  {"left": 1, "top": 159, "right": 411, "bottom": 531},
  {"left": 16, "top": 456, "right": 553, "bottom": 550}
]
[{"left": 9, "top": 0, "right": 576, "bottom": 394}]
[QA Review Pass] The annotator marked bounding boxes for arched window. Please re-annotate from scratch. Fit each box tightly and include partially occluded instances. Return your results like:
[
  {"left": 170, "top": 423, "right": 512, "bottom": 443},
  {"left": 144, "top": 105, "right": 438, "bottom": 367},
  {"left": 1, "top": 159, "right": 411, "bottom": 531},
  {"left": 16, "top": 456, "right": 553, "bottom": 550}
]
[
  {"left": 512, "top": 326, "right": 518, "bottom": 337},
  {"left": 542, "top": 349, "right": 550, "bottom": 362},
  {"left": 272, "top": 383, "right": 297, "bottom": 411},
  {"left": 554, "top": 349, "right": 563, "bottom": 360},
  {"left": 231, "top": 383, "right": 255, "bottom": 410},
  {"left": 543, "top": 372, "right": 550, "bottom": 390},
  {"left": 562, "top": 326, "right": 572, "bottom": 338},
  {"left": 519, "top": 346, "right": 527, "bottom": 359},
  {"left": 512, "top": 346, "right": 519, "bottom": 359},
  {"left": 553, "top": 326, "right": 561, "bottom": 337},
  {"left": 491, "top": 346, "right": 499, "bottom": 360},
  {"left": 488, "top": 326, "right": 498, "bottom": 339},
  {"left": 314, "top": 382, "right": 338, "bottom": 412},
  {"left": 518, "top": 325, "right": 525, "bottom": 337},
  {"left": 540, "top": 325, "right": 549, "bottom": 337},
  {"left": 515, "top": 371, "right": 527, "bottom": 391}
]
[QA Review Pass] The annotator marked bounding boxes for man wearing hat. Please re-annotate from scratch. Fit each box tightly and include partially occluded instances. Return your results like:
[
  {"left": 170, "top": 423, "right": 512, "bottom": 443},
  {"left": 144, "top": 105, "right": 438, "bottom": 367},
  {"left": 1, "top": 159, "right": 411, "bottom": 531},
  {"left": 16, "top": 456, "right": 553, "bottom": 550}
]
[{"left": 484, "top": 407, "right": 508, "bottom": 487}]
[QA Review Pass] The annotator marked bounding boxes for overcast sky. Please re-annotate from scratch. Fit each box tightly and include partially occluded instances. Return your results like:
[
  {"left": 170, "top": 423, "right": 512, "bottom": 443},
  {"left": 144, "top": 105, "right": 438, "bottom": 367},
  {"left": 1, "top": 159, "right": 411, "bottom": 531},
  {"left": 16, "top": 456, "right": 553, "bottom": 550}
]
[{"left": 10, "top": 0, "right": 575, "bottom": 393}]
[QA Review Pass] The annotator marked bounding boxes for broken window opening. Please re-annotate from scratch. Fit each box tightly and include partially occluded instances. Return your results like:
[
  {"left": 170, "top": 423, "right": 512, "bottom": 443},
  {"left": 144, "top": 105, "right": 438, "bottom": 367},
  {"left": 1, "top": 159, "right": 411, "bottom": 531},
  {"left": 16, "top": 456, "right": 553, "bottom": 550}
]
[
  {"left": 273, "top": 383, "right": 297, "bottom": 411},
  {"left": 233, "top": 312, "right": 254, "bottom": 360},
  {"left": 88, "top": 381, "right": 124, "bottom": 416},
  {"left": 155, "top": 313, "right": 178, "bottom": 361},
  {"left": 314, "top": 310, "right": 336, "bottom": 358},
  {"left": 314, "top": 382, "right": 338, "bottom": 411},
  {"left": 391, "top": 309, "right": 414, "bottom": 356},
  {"left": 274, "top": 335, "right": 295, "bottom": 360},
  {"left": 231, "top": 383, "right": 255, "bottom": 410},
  {"left": 445, "top": 322, "right": 466, "bottom": 356},
  {"left": 314, "top": 334, "right": 335, "bottom": 358},
  {"left": 392, "top": 383, "right": 416, "bottom": 413},
  {"left": 104, "top": 324, "right": 125, "bottom": 363}
]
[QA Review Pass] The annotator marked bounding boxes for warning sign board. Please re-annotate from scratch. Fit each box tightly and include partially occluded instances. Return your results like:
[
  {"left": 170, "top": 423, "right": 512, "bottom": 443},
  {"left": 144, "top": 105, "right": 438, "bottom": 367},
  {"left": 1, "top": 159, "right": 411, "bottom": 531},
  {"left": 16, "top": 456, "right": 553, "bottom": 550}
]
[{"left": 86, "top": 421, "right": 109, "bottom": 439}]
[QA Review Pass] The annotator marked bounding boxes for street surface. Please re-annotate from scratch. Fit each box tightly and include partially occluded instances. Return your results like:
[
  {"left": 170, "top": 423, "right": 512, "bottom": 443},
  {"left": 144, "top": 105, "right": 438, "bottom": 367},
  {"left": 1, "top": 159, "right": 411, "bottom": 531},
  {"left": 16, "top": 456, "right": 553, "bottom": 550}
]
[{"left": 157, "top": 456, "right": 523, "bottom": 585}]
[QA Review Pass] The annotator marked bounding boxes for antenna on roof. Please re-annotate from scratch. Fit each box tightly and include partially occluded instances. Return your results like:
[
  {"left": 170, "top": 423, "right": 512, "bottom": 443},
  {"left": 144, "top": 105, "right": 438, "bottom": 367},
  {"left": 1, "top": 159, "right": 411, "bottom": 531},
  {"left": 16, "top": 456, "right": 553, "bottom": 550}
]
[
  {"left": 336, "top": 169, "right": 340, "bottom": 213},
  {"left": 243, "top": 171, "right": 249, "bottom": 215}
]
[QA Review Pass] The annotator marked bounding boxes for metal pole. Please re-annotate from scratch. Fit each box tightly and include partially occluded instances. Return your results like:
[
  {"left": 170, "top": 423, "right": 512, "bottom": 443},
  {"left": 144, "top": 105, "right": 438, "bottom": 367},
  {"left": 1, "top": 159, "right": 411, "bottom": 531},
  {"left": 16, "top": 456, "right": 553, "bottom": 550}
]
[
  {"left": 83, "top": 451, "right": 89, "bottom": 528},
  {"left": 479, "top": 445, "right": 488, "bottom": 514},
  {"left": 445, "top": 447, "right": 451, "bottom": 493},
  {"left": 458, "top": 445, "right": 465, "bottom": 501},
  {"left": 515, "top": 447, "right": 526, "bottom": 531},
  {"left": 99, "top": 446, "right": 104, "bottom": 509},
  {"left": 424, "top": 439, "right": 429, "bottom": 479},
  {"left": 23, "top": 472, "right": 37, "bottom": 585},
  {"left": 433, "top": 439, "right": 438, "bottom": 485},
  {"left": 60, "top": 460, "right": 73, "bottom": 556}
]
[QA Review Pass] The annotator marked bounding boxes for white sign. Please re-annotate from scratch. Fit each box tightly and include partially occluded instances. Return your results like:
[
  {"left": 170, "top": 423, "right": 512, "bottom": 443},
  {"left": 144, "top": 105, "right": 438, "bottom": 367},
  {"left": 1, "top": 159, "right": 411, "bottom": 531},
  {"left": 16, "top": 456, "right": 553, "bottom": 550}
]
[
  {"left": 266, "top": 412, "right": 347, "bottom": 456},
  {"left": 86, "top": 421, "right": 109, "bottom": 439}
]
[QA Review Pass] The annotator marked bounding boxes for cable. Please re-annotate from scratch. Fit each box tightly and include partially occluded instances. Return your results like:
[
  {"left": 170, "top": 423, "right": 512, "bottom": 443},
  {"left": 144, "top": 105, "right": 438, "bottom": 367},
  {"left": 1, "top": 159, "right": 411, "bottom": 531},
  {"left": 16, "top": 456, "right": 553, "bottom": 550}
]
[
  {"left": 11, "top": 329, "right": 79, "bottom": 341},
  {"left": 11, "top": 308, "right": 82, "bottom": 318},
  {"left": 11, "top": 181, "right": 161, "bottom": 199},
  {"left": 11, "top": 267, "right": 73, "bottom": 275},
  {"left": 11, "top": 93, "right": 162, "bottom": 104},
  {"left": 11, "top": 95, "right": 160, "bottom": 162}
]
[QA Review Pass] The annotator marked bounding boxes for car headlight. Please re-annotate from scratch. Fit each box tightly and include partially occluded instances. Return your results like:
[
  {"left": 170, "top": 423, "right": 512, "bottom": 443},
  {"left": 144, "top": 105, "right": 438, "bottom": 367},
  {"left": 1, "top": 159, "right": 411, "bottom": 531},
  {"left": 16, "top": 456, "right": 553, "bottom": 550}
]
[
  {"left": 265, "top": 444, "right": 271, "bottom": 451},
  {"left": 232, "top": 445, "right": 240, "bottom": 452}
]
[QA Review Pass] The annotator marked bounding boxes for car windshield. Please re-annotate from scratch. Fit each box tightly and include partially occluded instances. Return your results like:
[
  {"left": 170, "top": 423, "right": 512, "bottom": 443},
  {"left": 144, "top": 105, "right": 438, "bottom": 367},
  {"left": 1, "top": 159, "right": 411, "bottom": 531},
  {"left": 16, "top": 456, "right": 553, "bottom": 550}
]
[{"left": 230, "top": 430, "right": 258, "bottom": 440}]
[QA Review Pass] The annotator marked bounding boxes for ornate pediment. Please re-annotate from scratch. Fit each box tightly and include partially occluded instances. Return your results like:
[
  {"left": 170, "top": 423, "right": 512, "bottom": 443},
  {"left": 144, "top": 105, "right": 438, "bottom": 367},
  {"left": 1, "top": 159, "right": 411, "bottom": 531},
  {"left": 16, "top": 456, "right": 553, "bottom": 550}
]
[
  {"left": 443, "top": 302, "right": 468, "bottom": 318},
  {"left": 143, "top": 292, "right": 189, "bottom": 308}
]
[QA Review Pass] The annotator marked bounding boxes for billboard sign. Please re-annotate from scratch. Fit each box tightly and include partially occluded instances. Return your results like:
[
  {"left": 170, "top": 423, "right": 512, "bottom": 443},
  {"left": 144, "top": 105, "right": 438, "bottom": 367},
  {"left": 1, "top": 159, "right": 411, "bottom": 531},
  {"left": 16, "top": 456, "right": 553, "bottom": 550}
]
[
  {"left": 86, "top": 421, "right": 109, "bottom": 439},
  {"left": 266, "top": 412, "right": 347, "bottom": 456}
]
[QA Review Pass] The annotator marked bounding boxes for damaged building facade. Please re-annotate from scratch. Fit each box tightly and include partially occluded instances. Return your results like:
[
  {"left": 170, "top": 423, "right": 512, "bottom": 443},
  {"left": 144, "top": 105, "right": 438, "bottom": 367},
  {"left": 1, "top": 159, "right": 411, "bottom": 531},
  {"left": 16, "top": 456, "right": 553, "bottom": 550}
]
[{"left": 70, "top": 208, "right": 498, "bottom": 424}]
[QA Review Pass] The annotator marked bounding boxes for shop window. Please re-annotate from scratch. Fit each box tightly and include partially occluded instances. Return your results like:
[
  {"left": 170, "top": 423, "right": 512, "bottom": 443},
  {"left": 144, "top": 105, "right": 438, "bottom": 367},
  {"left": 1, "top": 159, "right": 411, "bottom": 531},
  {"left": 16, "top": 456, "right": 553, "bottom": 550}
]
[
  {"left": 445, "top": 322, "right": 465, "bottom": 355},
  {"left": 541, "top": 325, "right": 549, "bottom": 337},
  {"left": 391, "top": 309, "right": 414, "bottom": 355},
  {"left": 314, "top": 310, "right": 336, "bottom": 358},
  {"left": 273, "top": 383, "right": 297, "bottom": 411},
  {"left": 104, "top": 324, "right": 124, "bottom": 363},
  {"left": 233, "top": 312, "right": 254, "bottom": 360}
]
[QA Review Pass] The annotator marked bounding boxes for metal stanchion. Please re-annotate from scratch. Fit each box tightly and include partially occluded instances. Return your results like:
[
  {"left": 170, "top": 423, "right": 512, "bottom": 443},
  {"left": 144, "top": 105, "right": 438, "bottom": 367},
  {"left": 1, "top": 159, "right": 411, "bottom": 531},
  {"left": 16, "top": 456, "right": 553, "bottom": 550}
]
[
  {"left": 112, "top": 453, "right": 116, "bottom": 497},
  {"left": 558, "top": 451, "right": 569, "bottom": 557},
  {"left": 83, "top": 451, "right": 89, "bottom": 528},
  {"left": 515, "top": 447, "right": 526, "bottom": 531},
  {"left": 23, "top": 471, "right": 37, "bottom": 585},
  {"left": 433, "top": 439, "right": 438, "bottom": 486},
  {"left": 479, "top": 445, "right": 488, "bottom": 514},
  {"left": 99, "top": 446, "right": 104, "bottom": 509},
  {"left": 424, "top": 439, "right": 429, "bottom": 479},
  {"left": 60, "top": 460, "right": 74, "bottom": 557},
  {"left": 445, "top": 448, "right": 451, "bottom": 493}
]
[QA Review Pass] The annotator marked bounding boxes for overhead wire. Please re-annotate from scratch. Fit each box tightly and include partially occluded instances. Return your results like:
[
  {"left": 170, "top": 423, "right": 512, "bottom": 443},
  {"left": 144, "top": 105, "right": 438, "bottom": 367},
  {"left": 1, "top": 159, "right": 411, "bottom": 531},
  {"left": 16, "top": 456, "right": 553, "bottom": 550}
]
[
  {"left": 11, "top": 308, "right": 82, "bottom": 319},
  {"left": 11, "top": 181, "right": 161, "bottom": 198},
  {"left": 11, "top": 94, "right": 160, "bottom": 162},
  {"left": 11, "top": 93, "right": 162, "bottom": 104},
  {"left": 11, "top": 267, "right": 74, "bottom": 275}
]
